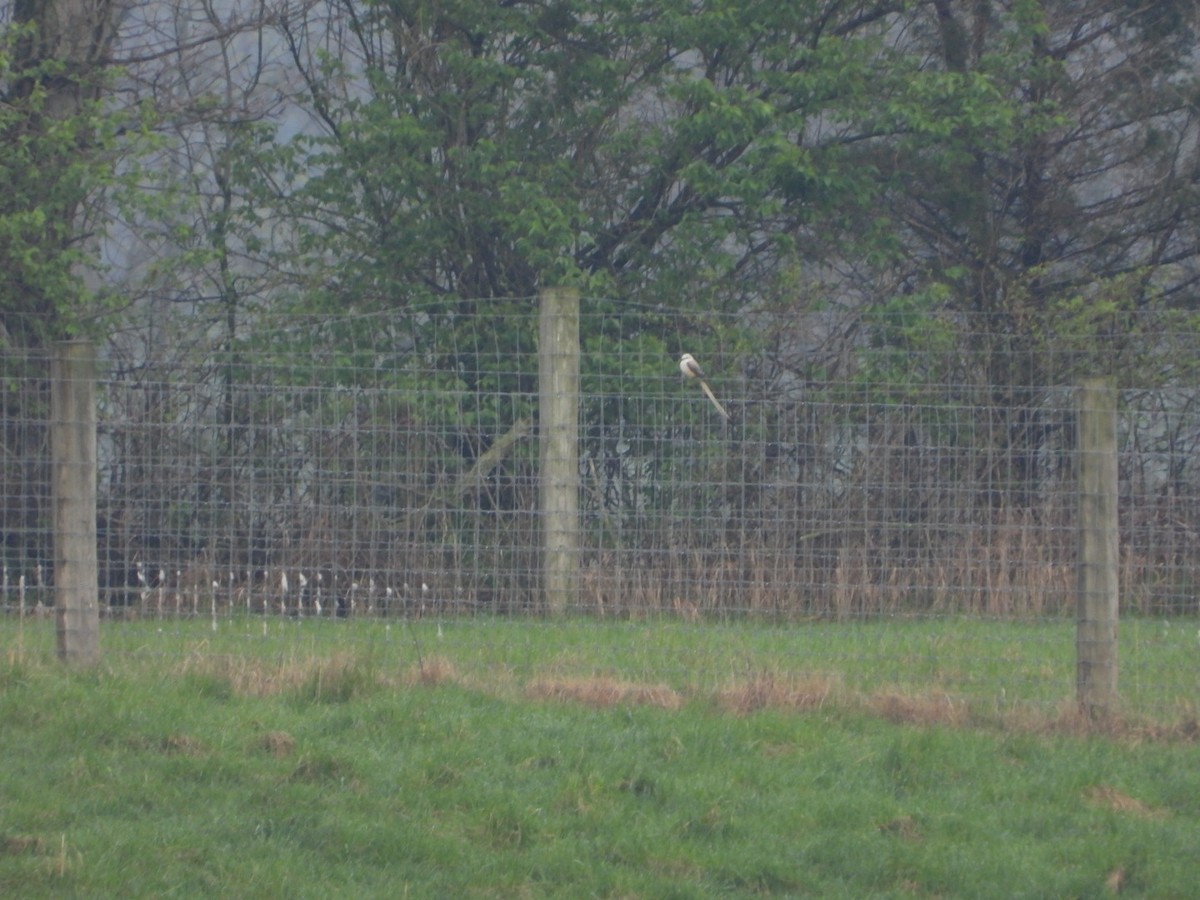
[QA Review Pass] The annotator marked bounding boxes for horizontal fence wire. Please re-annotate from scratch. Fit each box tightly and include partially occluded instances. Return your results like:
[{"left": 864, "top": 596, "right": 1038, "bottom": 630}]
[{"left": 2, "top": 299, "right": 1199, "bottom": 716}]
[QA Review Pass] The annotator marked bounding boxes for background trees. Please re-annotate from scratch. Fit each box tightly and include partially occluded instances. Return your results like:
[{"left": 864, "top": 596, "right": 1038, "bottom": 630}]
[
  {"left": 5, "top": 0, "right": 1196, "bottom": 342},
  {"left": 2, "top": 0, "right": 1199, "bottom": 612},
  {"left": 846, "top": 0, "right": 1200, "bottom": 515}
]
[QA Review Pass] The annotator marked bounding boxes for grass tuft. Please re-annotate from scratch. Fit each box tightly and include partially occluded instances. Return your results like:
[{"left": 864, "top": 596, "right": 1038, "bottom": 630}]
[{"left": 291, "top": 656, "right": 378, "bottom": 704}]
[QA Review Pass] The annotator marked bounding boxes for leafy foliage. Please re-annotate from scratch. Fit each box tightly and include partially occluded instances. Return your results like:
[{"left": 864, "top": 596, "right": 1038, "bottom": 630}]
[
  {"left": 260, "top": 1, "right": 901, "bottom": 316},
  {"left": 0, "top": 13, "right": 156, "bottom": 344}
]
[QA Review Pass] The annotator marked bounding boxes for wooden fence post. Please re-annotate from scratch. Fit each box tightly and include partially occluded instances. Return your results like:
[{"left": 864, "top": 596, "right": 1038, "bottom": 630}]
[
  {"left": 1076, "top": 377, "right": 1118, "bottom": 717},
  {"left": 538, "top": 287, "right": 580, "bottom": 616},
  {"left": 51, "top": 340, "right": 100, "bottom": 666}
]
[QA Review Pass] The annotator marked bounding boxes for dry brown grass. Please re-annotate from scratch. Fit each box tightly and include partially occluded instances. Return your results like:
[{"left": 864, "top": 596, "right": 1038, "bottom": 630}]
[
  {"left": 255, "top": 730, "right": 296, "bottom": 758},
  {"left": 1086, "top": 785, "right": 1167, "bottom": 820},
  {"left": 525, "top": 675, "right": 683, "bottom": 710},
  {"left": 861, "top": 689, "right": 1200, "bottom": 742},
  {"left": 157, "top": 646, "right": 1198, "bottom": 743},
  {"left": 715, "top": 672, "right": 839, "bottom": 715},
  {"left": 173, "top": 647, "right": 382, "bottom": 698},
  {"left": 877, "top": 815, "right": 923, "bottom": 842},
  {"left": 992, "top": 699, "right": 1200, "bottom": 744},
  {"left": 2, "top": 835, "right": 45, "bottom": 856},
  {"left": 1106, "top": 866, "right": 1127, "bottom": 894},
  {"left": 565, "top": 500, "right": 1125, "bottom": 619},
  {"left": 405, "top": 654, "right": 460, "bottom": 687},
  {"left": 160, "top": 733, "right": 206, "bottom": 756},
  {"left": 867, "top": 688, "right": 969, "bottom": 727}
]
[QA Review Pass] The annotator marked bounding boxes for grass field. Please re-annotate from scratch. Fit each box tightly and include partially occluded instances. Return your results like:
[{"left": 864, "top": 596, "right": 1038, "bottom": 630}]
[{"left": 2, "top": 615, "right": 1198, "bottom": 897}]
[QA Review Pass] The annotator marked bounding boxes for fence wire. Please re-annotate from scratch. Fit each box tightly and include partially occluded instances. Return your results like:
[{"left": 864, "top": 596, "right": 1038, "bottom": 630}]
[{"left": 3, "top": 299, "right": 1199, "bottom": 715}]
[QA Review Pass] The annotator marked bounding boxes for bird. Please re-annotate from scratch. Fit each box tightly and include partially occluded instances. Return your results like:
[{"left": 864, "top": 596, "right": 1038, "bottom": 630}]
[{"left": 679, "top": 352, "right": 730, "bottom": 419}]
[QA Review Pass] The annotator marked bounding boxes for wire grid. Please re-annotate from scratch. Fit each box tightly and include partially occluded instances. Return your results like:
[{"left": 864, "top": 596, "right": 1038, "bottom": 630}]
[{"left": 3, "top": 300, "right": 1199, "bottom": 713}]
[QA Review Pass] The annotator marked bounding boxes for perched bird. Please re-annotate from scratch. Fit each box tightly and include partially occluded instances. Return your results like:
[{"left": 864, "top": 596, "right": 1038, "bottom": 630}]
[{"left": 679, "top": 352, "right": 730, "bottom": 419}]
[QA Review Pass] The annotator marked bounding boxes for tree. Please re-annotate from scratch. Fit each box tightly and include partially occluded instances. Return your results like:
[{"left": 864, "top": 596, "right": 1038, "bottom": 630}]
[
  {"left": 0, "top": 0, "right": 124, "bottom": 346},
  {"left": 866, "top": 0, "right": 1200, "bottom": 333},
  {"left": 0, "top": 0, "right": 125, "bottom": 589},
  {"left": 0, "top": 0, "right": 299, "bottom": 588},
  {"left": 261, "top": 0, "right": 900, "bottom": 308},
  {"left": 232, "top": 0, "right": 907, "bottom": 468},
  {"left": 824, "top": 0, "right": 1200, "bottom": 509}
]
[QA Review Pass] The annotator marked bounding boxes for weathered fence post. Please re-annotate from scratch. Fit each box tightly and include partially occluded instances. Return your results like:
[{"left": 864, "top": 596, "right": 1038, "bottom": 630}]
[
  {"left": 51, "top": 340, "right": 100, "bottom": 666},
  {"left": 1076, "top": 377, "right": 1118, "bottom": 717},
  {"left": 538, "top": 287, "right": 580, "bottom": 615}
]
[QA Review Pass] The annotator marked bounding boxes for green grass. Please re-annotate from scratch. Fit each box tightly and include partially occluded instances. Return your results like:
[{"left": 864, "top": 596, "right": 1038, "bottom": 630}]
[{"left": 1, "top": 615, "right": 1198, "bottom": 897}]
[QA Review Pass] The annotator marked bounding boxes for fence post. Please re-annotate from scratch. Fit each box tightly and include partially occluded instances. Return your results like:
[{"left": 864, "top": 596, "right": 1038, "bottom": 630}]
[
  {"left": 51, "top": 340, "right": 100, "bottom": 666},
  {"left": 538, "top": 287, "right": 580, "bottom": 615},
  {"left": 1076, "top": 377, "right": 1118, "bottom": 717}
]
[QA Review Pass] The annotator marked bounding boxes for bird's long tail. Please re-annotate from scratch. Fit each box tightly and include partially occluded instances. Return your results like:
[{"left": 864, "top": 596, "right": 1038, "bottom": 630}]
[{"left": 698, "top": 379, "right": 730, "bottom": 419}]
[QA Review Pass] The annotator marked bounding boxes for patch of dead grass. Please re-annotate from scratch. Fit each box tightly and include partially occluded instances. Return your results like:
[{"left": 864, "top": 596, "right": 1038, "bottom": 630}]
[
  {"left": 877, "top": 815, "right": 923, "bottom": 842},
  {"left": 161, "top": 733, "right": 206, "bottom": 756},
  {"left": 406, "top": 655, "right": 460, "bottom": 687},
  {"left": 525, "top": 676, "right": 683, "bottom": 710},
  {"left": 255, "top": 730, "right": 296, "bottom": 758},
  {"left": 867, "top": 688, "right": 969, "bottom": 727},
  {"left": 1105, "top": 866, "right": 1126, "bottom": 894},
  {"left": 149, "top": 646, "right": 1199, "bottom": 744},
  {"left": 715, "top": 672, "right": 838, "bottom": 716},
  {"left": 1086, "top": 785, "right": 1167, "bottom": 820},
  {"left": 2, "top": 835, "right": 44, "bottom": 856},
  {"left": 175, "top": 650, "right": 381, "bottom": 698},
  {"left": 1000, "top": 700, "right": 1200, "bottom": 745}
]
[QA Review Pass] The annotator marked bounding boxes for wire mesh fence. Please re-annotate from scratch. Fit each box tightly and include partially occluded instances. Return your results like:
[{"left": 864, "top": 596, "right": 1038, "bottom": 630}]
[{"left": 3, "top": 298, "right": 1199, "bottom": 715}]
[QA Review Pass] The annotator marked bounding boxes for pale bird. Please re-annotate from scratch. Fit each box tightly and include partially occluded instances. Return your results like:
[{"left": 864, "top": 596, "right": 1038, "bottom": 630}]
[{"left": 679, "top": 352, "right": 730, "bottom": 419}]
